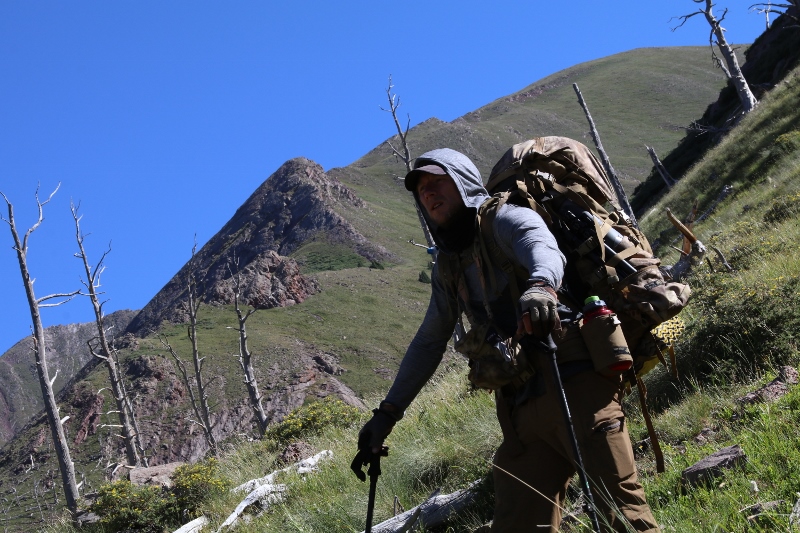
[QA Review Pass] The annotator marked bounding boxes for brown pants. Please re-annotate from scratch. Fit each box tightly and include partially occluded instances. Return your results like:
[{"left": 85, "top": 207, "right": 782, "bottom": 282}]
[{"left": 492, "top": 370, "right": 658, "bottom": 532}]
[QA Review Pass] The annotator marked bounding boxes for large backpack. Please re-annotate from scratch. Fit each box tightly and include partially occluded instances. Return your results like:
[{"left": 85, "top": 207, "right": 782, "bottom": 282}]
[{"left": 445, "top": 136, "right": 691, "bottom": 472}]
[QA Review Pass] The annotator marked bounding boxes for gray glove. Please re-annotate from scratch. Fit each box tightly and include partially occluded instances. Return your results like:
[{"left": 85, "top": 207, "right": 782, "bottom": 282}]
[{"left": 518, "top": 284, "right": 559, "bottom": 338}]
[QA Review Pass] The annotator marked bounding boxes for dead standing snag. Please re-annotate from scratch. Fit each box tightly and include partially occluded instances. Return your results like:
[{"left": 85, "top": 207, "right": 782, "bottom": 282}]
[
  {"left": 71, "top": 201, "right": 146, "bottom": 467},
  {"left": 673, "top": 1, "right": 758, "bottom": 116},
  {"left": 0, "top": 185, "right": 81, "bottom": 519}
]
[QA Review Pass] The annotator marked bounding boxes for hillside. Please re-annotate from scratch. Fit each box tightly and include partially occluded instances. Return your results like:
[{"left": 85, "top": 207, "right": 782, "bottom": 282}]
[
  {"left": 0, "top": 310, "right": 136, "bottom": 448},
  {"left": 0, "top": 42, "right": 773, "bottom": 531}
]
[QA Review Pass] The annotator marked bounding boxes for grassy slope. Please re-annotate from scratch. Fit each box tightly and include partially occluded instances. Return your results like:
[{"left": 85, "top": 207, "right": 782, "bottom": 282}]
[
  {"left": 0, "top": 46, "right": 750, "bottom": 531},
  {"left": 189, "top": 64, "right": 800, "bottom": 532}
]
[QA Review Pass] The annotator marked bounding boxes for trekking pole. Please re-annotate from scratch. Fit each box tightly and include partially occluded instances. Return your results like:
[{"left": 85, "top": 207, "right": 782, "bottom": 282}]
[
  {"left": 541, "top": 335, "right": 602, "bottom": 533},
  {"left": 351, "top": 445, "right": 389, "bottom": 533}
]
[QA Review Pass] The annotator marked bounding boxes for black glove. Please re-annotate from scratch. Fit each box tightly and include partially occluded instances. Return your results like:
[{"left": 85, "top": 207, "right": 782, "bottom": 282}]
[
  {"left": 351, "top": 403, "right": 399, "bottom": 481},
  {"left": 518, "top": 284, "right": 560, "bottom": 338},
  {"left": 358, "top": 405, "right": 398, "bottom": 453}
]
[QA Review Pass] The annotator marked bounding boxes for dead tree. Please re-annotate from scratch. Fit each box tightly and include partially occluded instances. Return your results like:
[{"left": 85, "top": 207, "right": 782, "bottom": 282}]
[
  {"left": 750, "top": 2, "right": 799, "bottom": 28},
  {"left": 0, "top": 186, "right": 81, "bottom": 518},
  {"left": 70, "top": 202, "right": 145, "bottom": 467},
  {"left": 159, "top": 244, "right": 218, "bottom": 455},
  {"left": 572, "top": 83, "right": 638, "bottom": 227},
  {"left": 227, "top": 258, "right": 269, "bottom": 437},
  {"left": 645, "top": 145, "right": 678, "bottom": 188},
  {"left": 381, "top": 75, "right": 435, "bottom": 251},
  {"left": 673, "top": 1, "right": 758, "bottom": 115}
]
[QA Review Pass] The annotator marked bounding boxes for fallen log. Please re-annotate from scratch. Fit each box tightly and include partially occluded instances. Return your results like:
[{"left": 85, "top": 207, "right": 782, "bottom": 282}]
[{"left": 361, "top": 481, "right": 480, "bottom": 533}]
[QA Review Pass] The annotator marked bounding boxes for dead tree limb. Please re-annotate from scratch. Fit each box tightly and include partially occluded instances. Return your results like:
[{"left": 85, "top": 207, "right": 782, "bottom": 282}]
[
  {"left": 673, "top": 1, "right": 758, "bottom": 115},
  {"left": 0, "top": 186, "right": 81, "bottom": 519},
  {"left": 159, "top": 243, "right": 218, "bottom": 455},
  {"left": 573, "top": 83, "right": 638, "bottom": 227},
  {"left": 645, "top": 145, "right": 677, "bottom": 189},
  {"left": 227, "top": 257, "right": 269, "bottom": 437},
  {"left": 362, "top": 482, "right": 480, "bottom": 533},
  {"left": 750, "top": 2, "right": 800, "bottom": 27},
  {"left": 381, "top": 75, "right": 435, "bottom": 251},
  {"left": 71, "top": 202, "right": 144, "bottom": 467}
]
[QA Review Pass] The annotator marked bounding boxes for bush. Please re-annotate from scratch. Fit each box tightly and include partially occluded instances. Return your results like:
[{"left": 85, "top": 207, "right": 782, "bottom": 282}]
[
  {"left": 266, "top": 396, "right": 362, "bottom": 444},
  {"left": 764, "top": 191, "right": 800, "bottom": 224},
  {"left": 173, "top": 458, "right": 232, "bottom": 519},
  {"left": 89, "top": 459, "right": 232, "bottom": 532},
  {"left": 90, "top": 481, "right": 177, "bottom": 533}
]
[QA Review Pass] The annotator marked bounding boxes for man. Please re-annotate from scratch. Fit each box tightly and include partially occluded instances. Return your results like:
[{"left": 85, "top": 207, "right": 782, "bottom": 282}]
[{"left": 355, "top": 148, "right": 659, "bottom": 532}]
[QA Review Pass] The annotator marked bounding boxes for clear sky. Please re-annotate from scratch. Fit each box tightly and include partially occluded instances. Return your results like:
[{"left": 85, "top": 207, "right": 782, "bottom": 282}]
[{"left": 0, "top": 1, "right": 772, "bottom": 355}]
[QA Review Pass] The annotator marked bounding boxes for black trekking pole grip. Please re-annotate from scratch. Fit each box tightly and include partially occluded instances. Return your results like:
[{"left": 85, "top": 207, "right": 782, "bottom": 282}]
[
  {"left": 350, "top": 445, "right": 387, "bottom": 533},
  {"left": 540, "top": 335, "right": 602, "bottom": 533}
]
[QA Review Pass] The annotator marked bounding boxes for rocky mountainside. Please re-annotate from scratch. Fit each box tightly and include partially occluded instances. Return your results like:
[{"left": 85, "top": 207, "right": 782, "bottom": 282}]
[
  {"left": 0, "top": 309, "right": 136, "bottom": 447},
  {"left": 125, "top": 157, "right": 394, "bottom": 337}
]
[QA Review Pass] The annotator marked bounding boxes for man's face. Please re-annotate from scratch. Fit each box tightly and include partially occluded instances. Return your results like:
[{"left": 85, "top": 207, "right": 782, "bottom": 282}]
[{"left": 415, "top": 172, "right": 464, "bottom": 228}]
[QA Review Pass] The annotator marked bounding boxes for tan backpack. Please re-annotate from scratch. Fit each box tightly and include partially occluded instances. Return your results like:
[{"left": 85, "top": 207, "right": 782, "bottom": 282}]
[{"left": 447, "top": 137, "right": 691, "bottom": 472}]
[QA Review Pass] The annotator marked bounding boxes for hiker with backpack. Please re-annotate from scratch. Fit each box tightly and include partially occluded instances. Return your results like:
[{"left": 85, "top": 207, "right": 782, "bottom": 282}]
[{"left": 353, "top": 145, "right": 663, "bottom": 532}]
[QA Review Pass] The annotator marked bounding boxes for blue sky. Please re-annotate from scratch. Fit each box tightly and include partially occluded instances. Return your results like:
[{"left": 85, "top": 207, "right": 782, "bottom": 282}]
[{"left": 0, "top": 1, "right": 771, "bottom": 354}]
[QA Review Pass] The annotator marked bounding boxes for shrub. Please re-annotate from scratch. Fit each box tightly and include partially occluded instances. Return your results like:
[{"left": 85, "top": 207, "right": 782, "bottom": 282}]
[
  {"left": 173, "top": 458, "right": 232, "bottom": 519},
  {"left": 266, "top": 396, "right": 362, "bottom": 444},
  {"left": 764, "top": 191, "right": 800, "bottom": 224},
  {"left": 88, "top": 459, "right": 232, "bottom": 531},
  {"left": 89, "top": 480, "right": 177, "bottom": 533}
]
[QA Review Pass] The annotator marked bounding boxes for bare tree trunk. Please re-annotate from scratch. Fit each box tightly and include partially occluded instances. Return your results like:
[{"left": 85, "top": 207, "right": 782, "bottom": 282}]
[
  {"left": 674, "top": 1, "right": 758, "bottom": 115},
  {"left": 229, "top": 259, "right": 269, "bottom": 436},
  {"left": 704, "top": 1, "right": 758, "bottom": 114},
  {"left": 645, "top": 145, "right": 677, "bottom": 189},
  {"left": 1, "top": 187, "right": 81, "bottom": 518},
  {"left": 572, "top": 83, "right": 638, "bottom": 227},
  {"left": 160, "top": 246, "right": 218, "bottom": 455},
  {"left": 381, "top": 76, "right": 436, "bottom": 251},
  {"left": 70, "top": 203, "right": 144, "bottom": 468}
]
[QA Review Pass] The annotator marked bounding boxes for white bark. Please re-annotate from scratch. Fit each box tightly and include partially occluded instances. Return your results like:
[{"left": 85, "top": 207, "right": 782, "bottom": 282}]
[
  {"left": 1, "top": 187, "right": 81, "bottom": 518},
  {"left": 172, "top": 516, "right": 209, "bottom": 533},
  {"left": 674, "top": 1, "right": 758, "bottom": 115},
  {"left": 216, "top": 450, "right": 333, "bottom": 531},
  {"left": 72, "top": 202, "right": 144, "bottom": 467},
  {"left": 362, "top": 481, "right": 480, "bottom": 533}
]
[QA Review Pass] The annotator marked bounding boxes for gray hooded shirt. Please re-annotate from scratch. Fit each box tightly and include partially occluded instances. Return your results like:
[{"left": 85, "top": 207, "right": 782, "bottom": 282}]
[{"left": 385, "top": 148, "right": 565, "bottom": 412}]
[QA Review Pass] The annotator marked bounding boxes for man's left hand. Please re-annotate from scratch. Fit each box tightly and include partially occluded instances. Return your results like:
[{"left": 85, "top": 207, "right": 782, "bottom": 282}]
[{"left": 518, "top": 285, "right": 560, "bottom": 338}]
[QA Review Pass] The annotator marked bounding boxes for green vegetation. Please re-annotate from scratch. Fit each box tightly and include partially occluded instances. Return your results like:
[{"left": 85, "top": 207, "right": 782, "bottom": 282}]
[
  {"left": 85, "top": 459, "right": 231, "bottom": 533},
  {"left": 265, "top": 396, "right": 362, "bottom": 445}
]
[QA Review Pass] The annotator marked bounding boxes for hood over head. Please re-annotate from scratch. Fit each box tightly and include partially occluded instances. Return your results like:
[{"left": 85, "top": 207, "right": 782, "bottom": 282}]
[{"left": 404, "top": 148, "right": 489, "bottom": 252}]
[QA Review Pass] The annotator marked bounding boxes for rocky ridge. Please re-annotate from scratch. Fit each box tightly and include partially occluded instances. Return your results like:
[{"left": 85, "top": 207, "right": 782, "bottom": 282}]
[{"left": 126, "top": 157, "right": 394, "bottom": 336}]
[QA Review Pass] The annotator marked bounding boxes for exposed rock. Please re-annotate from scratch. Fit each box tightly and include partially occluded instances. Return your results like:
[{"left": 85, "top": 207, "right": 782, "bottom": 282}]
[
  {"left": 737, "top": 366, "right": 799, "bottom": 405},
  {"left": 70, "top": 384, "right": 105, "bottom": 445},
  {"left": 278, "top": 441, "right": 316, "bottom": 466},
  {"left": 126, "top": 158, "right": 394, "bottom": 337},
  {"left": 681, "top": 444, "right": 747, "bottom": 487},
  {"left": 741, "top": 500, "right": 784, "bottom": 522},
  {"left": 130, "top": 461, "right": 186, "bottom": 488}
]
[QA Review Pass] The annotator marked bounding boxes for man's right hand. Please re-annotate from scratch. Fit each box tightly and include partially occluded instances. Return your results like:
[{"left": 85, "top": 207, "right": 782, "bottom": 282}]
[
  {"left": 357, "top": 407, "right": 397, "bottom": 454},
  {"left": 518, "top": 284, "right": 560, "bottom": 338}
]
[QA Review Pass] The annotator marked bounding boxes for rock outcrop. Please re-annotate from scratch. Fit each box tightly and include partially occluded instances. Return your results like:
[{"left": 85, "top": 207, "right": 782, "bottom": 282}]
[{"left": 126, "top": 157, "right": 393, "bottom": 336}]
